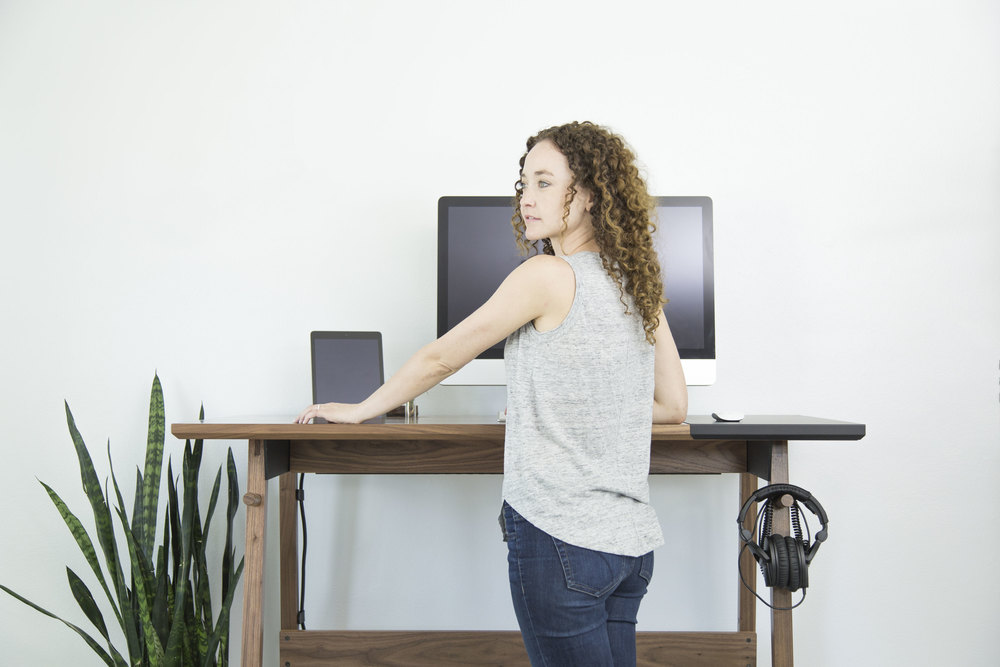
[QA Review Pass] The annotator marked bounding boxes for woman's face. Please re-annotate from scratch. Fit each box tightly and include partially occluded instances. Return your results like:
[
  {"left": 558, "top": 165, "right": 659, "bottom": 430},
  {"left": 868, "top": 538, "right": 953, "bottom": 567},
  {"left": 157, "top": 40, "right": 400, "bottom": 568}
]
[{"left": 519, "top": 140, "right": 593, "bottom": 244}]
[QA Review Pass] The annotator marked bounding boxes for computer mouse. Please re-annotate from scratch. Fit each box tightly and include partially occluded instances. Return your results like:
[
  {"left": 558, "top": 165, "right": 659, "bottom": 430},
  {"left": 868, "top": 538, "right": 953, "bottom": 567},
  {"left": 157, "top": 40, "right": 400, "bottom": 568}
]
[{"left": 711, "top": 412, "right": 744, "bottom": 422}]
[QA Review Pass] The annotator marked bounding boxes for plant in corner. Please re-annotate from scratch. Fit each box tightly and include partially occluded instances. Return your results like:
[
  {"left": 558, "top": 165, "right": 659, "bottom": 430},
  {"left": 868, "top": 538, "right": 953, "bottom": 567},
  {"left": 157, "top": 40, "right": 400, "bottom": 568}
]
[{"left": 1, "top": 374, "right": 244, "bottom": 666}]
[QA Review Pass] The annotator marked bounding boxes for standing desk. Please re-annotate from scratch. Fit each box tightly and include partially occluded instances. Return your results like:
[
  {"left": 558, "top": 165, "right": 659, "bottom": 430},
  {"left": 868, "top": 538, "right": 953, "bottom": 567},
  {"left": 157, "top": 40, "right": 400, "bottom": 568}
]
[{"left": 170, "top": 415, "right": 864, "bottom": 667}]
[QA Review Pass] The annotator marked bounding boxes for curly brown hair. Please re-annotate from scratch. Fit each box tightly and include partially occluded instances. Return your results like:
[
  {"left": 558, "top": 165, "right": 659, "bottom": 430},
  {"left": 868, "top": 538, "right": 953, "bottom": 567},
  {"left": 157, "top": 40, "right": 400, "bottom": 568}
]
[{"left": 511, "top": 121, "right": 665, "bottom": 344}]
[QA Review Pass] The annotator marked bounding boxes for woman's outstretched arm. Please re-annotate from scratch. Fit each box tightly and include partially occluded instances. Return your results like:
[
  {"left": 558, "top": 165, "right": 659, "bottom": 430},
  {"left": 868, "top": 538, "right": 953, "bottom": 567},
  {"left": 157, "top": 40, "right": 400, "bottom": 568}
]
[{"left": 295, "top": 255, "right": 574, "bottom": 424}]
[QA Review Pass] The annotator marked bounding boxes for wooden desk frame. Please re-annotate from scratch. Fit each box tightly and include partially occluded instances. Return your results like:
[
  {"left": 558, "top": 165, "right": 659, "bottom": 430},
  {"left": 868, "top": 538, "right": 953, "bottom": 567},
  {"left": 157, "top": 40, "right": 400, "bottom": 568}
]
[{"left": 172, "top": 419, "right": 808, "bottom": 667}]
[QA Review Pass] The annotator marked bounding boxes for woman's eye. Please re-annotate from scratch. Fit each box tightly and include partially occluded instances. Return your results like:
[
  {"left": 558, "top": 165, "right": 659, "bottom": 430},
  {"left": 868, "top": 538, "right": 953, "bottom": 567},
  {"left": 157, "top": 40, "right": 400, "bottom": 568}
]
[{"left": 538, "top": 181, "right": 549, "bottom": 188}]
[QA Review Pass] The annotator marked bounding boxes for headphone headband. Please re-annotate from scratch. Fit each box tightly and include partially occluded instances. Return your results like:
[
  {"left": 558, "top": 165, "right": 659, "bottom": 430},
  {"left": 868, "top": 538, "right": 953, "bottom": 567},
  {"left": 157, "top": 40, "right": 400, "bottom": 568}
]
[
  {"left": 737, "top": 483, "right": 828, "bottom": 529},
  {"left": 738, "top": 483, "right": 829, "bottom": 550}
]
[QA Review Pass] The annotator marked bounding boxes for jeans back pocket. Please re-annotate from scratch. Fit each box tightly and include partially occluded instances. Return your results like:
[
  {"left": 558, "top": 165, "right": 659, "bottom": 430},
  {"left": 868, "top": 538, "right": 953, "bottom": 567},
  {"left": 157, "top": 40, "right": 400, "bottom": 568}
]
[{"left": 552, "top": 537, "right": 631, "bottom": 598}]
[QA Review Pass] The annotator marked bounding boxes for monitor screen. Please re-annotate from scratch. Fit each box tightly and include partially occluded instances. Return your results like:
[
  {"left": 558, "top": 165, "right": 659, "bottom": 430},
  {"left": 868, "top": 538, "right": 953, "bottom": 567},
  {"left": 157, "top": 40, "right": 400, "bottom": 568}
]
[
  {"left": 650, "top": 196, "right": 716, "bottom": 362},
  {"left": 436, "top": 196, "right": 715, "bottom": 385}
]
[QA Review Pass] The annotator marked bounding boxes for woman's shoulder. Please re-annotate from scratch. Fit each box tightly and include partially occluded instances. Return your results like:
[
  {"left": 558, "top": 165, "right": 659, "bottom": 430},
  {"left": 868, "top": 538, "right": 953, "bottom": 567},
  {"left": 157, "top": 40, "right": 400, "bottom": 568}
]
[
  {"left": 516, "top": 253, "right": 575, "bottom": 277},
  {"left": 521, "top": 251, "right": 603, "bottom": 271},
  {"left": 508, "top": 254, "right": 576, "bottom": 299}
]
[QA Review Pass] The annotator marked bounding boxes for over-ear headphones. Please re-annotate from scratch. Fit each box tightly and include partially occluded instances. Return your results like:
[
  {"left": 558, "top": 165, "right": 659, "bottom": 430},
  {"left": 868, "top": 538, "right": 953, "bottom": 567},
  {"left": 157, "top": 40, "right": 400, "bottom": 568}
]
[{"left": 737, "top": 483, "right": 829, "bottom": 608}]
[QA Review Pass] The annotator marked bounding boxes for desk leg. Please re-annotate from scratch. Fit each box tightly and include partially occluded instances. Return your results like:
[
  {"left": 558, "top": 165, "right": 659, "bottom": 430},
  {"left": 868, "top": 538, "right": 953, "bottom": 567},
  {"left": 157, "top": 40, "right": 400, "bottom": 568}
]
[
  {"left": 739, "top": 472, "right": 758, "bottom": 633},
  {"left": 241, "top": 440, "right": 267, "bottom": 667},
  {"left": 279, "top": 472, "right": 298, "bottom": 630},
  {"left": 768, "top": 441, "right": 793, "bottom": 667}
]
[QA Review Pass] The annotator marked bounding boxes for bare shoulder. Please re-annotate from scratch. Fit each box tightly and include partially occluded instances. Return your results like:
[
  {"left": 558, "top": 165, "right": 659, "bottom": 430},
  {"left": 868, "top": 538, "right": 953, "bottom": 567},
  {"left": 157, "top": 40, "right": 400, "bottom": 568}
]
[
  {"left": 505, "top": 255, "right": 576, "bottom": 331},
  {"left": 507, "top": 254, "right": 575, "bottom": 299},
  {"left": 512, "top": 254, "right": 574, "bottom": 283}
]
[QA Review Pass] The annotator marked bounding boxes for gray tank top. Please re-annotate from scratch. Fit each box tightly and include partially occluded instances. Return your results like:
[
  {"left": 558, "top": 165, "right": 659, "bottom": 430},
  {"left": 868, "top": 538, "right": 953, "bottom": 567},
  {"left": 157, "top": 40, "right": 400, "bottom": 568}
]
[{"left": 502, "top": 251, "right": 663, "bottom": 556}]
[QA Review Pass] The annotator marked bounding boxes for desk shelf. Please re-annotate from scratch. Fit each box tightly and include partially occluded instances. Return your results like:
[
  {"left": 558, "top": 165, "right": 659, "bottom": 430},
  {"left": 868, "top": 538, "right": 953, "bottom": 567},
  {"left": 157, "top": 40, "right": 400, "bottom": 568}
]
[{"left": 279, "top": 629, "right": 756, "bottom": 666}]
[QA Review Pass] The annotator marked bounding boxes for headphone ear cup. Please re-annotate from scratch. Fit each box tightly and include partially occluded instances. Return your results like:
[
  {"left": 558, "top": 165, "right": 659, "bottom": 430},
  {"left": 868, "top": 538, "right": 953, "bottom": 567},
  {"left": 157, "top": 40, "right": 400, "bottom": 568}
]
[
  {"left": 784, "top": 536, "right": 802, "bottom": 591},
  {"left": 771, "top": 535, "right": 790, "bottom": 589},
  {"left": 759, "top": 535, "right": 774, "bottom": 586},
  {"left": 794, "top": 537, "right": 809, "bottom": 590}
]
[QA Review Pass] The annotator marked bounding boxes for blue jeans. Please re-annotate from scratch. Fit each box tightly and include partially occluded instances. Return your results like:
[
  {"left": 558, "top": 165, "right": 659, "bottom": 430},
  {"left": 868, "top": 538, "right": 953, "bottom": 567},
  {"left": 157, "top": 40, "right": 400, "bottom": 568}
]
[{"left": 500, "top": 502, "right": 654, "bottom": 667}]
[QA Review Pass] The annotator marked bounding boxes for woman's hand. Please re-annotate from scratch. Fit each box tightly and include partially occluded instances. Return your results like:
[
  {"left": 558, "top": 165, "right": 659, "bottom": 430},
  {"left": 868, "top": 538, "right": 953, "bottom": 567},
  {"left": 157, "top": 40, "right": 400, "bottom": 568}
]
[{"left": 294, "top": 402, "right": 364, "bottom": 424}]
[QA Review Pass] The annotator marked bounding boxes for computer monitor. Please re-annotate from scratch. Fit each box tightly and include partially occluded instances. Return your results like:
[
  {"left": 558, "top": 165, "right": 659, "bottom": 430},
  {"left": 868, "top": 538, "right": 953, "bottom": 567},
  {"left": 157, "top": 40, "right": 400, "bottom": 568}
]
[{"left": 436, "top": 196, "right": 715, "bottom": 385}]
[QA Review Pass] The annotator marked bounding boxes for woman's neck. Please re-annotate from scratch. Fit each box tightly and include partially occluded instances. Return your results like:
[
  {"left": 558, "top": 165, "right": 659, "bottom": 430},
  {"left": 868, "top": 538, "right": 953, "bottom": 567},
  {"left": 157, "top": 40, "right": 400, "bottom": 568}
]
[{"left": 550, "top": 227, "right": 600, "bottom": 256}]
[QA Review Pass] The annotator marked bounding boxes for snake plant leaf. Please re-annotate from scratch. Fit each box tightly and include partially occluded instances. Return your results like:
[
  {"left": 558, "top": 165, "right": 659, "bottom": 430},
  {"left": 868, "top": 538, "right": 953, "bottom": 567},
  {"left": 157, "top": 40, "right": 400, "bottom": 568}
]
[
  {"left": 162, "top": 575, "right": 190, "bottom": 662},
  {"left": 77, "top": 426, "right": 139, "bottom": 660},
  {"left": 216, "top": 449, "right": 242, "bottom": 667},
  {"left": 195, "top": 475, "right": 215, "bottom": 612},
  {"left": 117, "top": 515, "right": 159, "bottom": 667},
  {"left": 195, "top": 414, "right": 207, "bottom": 638},
  {"left": 116, "top": 506, "right": 165, "bottom": 666},
  {"left": 152, "top": 508, "right": 172, "bottom": 647},
  {"left": 153, "top": 542, "right": 170, "bottom": 647},
  {"left": 187, "top": 442, "right": 206, "bottom": 663},
  {"left": 186, "top": 462, "right": 210, "bottom": 658},
  {"left": 38, "top": 480, "right": 123, "bottom": 627},
  {"left": 222, "top": 448, "right": 239, "bottom": 608},
  {"left": 187, "top": 438, "right": 204, "bottom": 483},
  {"left": 226, "top": 449, "right": 238, "bottom": 523},
  {"left": 140, "top": 374, "right": 166, "bottom": 561},
  {"left": 66, "top": 566, "right": 112, "bottom": 643},
  {"left": 185, "top": 578, "right": 204, "bottom": 665},
  {"left": 108, "top": 452, "right": 129, "bottom": 529},
  {"left": 193, "top": 534, "right": 211, "bottom": 656},
  {"left": 109, "top": 451, "right": 158, "bottom": 626},
  {"left": 132, "top": 467, "right": 144, "bottom": 538},
  {"left": 65, "top": 402, "right": 126, "bottom": 606},
  {"left": 164, "top": 441, "right": 199, "bottom": 664},
  {"left": 167, "top": 460, "right": 182, "bottom": 584},
  {"left": 202, "top": 466, "right": 222, "bottom": 552},
  {"left": 0, "top": 583, "right": 118, "bottom": 667},
  {"left": 107, "top": 480, "right": 143, "bottom": 663},
  {"left": 201, "top": 557, "right": 244, "bottom": 667},
  {"left": 191, "top": 528, "right": 207, "bottom": 621},
  {"left": 195, "top": 466, "right": 223, "bottom": 637},
  {"left": 108, "top": 451, "right": 148, "bottom": 664}
]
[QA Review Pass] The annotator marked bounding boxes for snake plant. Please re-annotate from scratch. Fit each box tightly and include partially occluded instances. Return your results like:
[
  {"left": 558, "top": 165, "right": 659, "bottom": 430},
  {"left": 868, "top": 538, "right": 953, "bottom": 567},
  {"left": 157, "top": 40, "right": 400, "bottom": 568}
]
[{"left": 1, "top": 374, "right": 244, "bottom": 666}]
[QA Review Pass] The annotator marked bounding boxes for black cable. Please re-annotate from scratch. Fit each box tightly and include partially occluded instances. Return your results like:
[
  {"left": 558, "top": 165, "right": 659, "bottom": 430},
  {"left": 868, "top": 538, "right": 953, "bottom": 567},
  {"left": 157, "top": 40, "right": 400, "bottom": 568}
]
[{"left": 297, "top": 473, "right": 308, "bottom": 630}]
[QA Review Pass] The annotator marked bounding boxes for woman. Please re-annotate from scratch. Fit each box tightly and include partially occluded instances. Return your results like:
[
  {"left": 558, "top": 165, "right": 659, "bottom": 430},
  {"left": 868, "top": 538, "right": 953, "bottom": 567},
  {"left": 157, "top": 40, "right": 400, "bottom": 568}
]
[{"left": 296, "top": 121, "right": 687, "bottom": 666}]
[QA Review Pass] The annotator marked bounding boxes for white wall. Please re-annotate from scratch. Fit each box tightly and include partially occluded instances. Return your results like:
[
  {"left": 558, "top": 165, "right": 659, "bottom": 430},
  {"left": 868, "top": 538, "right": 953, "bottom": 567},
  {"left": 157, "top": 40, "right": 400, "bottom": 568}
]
[{"left": 1, "top": 1, "right": 997, "bottom": 665}]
